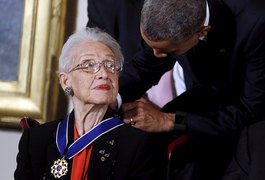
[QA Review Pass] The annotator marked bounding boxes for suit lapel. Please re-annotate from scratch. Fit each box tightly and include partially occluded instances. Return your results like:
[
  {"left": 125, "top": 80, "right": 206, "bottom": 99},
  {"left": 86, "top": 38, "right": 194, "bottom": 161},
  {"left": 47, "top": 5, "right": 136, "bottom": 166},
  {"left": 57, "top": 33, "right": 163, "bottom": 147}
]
[
  {"left": 88, "top": 127, "right": 120, "bottom": 179},
  {"left": 45, "top": 110, "right": 121, "bottom": 179},
  {"left": 44, "top": 115, "right": 75, "bottom": 180}
]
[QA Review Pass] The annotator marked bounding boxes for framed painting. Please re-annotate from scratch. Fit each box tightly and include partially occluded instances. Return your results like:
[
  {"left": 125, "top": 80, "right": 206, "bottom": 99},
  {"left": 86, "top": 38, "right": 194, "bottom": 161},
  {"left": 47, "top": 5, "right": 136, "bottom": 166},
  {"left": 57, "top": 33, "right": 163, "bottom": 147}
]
[{"left": 0, "top": 0, "right": 69, "bottom": 127}]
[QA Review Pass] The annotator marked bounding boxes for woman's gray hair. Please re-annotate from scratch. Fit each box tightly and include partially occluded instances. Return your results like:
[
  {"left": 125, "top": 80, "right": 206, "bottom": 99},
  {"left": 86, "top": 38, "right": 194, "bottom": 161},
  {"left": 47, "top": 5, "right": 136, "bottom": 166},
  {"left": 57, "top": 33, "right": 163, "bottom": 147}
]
[
  {"left": 141, "top": 0, "right": 206, "bottom": 43},
  {"left": 58, "top": 27, "right": 124, "bottom": 73}
]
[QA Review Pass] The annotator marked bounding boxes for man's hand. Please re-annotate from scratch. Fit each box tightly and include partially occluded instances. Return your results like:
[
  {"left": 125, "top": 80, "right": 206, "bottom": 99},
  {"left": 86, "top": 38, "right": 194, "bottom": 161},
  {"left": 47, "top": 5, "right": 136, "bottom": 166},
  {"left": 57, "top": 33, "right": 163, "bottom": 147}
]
[{"left": 122, "top": 100, "right": 175, "bottom": 132}]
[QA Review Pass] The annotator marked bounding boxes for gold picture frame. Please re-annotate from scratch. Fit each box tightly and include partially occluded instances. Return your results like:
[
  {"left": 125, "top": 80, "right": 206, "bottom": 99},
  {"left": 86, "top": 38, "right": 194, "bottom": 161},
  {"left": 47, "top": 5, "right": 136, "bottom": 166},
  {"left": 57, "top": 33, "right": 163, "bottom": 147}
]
[{"left": 0, "top": 0, "right": 68, "bottom": 128}]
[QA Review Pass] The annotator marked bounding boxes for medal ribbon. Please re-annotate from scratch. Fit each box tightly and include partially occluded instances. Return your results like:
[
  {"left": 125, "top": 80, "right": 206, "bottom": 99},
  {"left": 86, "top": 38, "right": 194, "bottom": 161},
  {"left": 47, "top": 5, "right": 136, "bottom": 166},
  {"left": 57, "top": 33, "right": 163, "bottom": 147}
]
[{"left": 56, "top": 115, "right": 124, "bottom": 160}]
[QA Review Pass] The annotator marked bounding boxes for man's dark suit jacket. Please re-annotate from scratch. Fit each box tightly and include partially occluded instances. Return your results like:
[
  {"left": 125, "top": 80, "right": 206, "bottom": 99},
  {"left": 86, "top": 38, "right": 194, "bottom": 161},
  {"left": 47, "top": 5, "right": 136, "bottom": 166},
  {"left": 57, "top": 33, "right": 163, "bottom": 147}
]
[
  {"left": 222, "top": 121, "right": 265, "bottom": 180},
  {"left": 14, "top": 111, "right": 167, "bottom": 180},
  {"left": 119, "top": 0, "right": 265, "bottom": 179},
  {"left": 87, "top": 0, "right": 144, "bottom": 62}
]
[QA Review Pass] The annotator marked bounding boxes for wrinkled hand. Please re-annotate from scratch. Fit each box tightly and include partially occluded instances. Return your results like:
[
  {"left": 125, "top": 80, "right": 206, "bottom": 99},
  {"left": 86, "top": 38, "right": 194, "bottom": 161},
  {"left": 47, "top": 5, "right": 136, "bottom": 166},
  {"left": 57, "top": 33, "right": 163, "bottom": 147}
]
[{"left": 122, "top": 100, "right": 175, "bottom": 132}]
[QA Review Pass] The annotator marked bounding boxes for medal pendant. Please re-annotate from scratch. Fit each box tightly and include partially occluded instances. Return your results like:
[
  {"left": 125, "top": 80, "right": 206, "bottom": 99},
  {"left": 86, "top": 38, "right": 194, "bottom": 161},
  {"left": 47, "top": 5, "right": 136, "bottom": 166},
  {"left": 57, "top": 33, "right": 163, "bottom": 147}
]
[{"left": 51, "top": 158, "right": 68, "bottom": 178}]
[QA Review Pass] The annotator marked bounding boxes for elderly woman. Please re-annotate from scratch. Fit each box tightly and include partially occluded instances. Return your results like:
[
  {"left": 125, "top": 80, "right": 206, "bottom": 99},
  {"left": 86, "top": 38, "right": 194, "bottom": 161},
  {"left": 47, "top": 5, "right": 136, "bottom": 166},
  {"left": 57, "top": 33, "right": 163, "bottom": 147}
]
[{"left": 14, "top": 27, "right": 166, "bottom": 180}]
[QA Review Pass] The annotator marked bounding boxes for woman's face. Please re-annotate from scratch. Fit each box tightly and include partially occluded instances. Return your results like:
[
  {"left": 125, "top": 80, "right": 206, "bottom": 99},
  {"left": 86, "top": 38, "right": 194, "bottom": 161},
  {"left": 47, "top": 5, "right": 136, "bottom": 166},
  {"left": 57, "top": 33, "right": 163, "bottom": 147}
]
[{"left": 63, "top": 41, "right": 119, "bottom": 105}]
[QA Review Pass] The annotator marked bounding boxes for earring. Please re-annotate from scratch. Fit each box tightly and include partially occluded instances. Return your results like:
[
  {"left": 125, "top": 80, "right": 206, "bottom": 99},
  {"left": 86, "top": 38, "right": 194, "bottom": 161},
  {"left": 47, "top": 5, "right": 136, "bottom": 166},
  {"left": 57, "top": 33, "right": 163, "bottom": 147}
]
[{"left": 64, "top": 86, "right": 74, "bottom": 96}]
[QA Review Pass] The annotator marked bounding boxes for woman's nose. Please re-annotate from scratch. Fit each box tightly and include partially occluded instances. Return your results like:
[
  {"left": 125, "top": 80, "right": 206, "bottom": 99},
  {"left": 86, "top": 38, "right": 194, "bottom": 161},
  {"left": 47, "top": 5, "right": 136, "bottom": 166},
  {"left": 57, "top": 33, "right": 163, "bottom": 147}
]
[{"left": 96, "top": 66, "right": 108, "bottom": 79}]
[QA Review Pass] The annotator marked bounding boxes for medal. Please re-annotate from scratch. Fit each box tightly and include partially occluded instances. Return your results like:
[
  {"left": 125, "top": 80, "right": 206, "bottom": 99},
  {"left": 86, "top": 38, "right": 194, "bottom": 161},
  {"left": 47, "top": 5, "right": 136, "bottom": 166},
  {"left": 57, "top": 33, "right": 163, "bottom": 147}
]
[
  {"left": 51, "top": 158, "right": 68, "bottom": 178},
  {"left": 51, "top": 114, "right": 123, "bottom": 178}
]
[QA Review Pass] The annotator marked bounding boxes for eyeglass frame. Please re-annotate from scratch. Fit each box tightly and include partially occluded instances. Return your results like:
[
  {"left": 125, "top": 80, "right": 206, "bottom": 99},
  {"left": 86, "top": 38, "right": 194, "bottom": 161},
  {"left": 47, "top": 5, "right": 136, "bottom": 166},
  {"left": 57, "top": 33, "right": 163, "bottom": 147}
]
[{"left": 68, "top": 59, "right": 122, "bottom": 74}]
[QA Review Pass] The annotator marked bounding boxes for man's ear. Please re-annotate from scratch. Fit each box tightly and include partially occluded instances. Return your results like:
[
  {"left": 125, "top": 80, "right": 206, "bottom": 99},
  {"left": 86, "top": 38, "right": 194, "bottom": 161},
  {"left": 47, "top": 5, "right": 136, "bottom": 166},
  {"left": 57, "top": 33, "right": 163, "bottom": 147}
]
[
  {"left": 58, "top": 72, "right": 70, "bottom": 90},
  {"left": 197, "top": 25, "right": 211, "bottom": 38}
]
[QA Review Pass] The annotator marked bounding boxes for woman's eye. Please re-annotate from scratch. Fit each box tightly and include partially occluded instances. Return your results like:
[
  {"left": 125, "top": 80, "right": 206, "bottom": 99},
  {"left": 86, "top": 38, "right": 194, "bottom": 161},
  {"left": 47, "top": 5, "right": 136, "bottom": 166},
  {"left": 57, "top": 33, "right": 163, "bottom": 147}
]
[
  {"left": 83, "top": 61, "right": 95, "bottom": 68},
  {"left": 87, "top": 63, "right": 95, "bottom": 67},
  {"left": 107, "top": 63, "right": 115, "bottom": 68}
]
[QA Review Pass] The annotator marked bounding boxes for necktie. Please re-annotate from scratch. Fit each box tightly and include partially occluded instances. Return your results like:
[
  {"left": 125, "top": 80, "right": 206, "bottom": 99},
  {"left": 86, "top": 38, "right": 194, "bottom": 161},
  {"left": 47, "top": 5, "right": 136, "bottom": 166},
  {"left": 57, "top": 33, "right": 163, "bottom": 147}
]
[{"left": 145, "top": 69, "right": 176, "bottom": 108}]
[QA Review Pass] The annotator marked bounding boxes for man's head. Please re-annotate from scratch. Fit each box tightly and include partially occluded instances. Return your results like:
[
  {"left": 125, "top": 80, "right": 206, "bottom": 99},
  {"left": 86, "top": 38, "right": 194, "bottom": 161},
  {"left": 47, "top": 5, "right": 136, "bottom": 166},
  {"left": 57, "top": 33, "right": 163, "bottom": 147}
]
[{"left": 140, "top": 0, "right": 210, "bottom": 58}]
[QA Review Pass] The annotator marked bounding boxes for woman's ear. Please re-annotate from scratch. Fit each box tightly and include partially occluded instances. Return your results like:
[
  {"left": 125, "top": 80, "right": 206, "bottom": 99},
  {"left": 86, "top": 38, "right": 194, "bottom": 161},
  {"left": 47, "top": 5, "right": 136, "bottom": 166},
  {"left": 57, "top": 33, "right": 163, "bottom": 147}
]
[
  {"left": 58, "top": 72, "right": 70, "bottom": 90},
  {"left": 197, "top": 25, "right": 211, "bottom": 39}
]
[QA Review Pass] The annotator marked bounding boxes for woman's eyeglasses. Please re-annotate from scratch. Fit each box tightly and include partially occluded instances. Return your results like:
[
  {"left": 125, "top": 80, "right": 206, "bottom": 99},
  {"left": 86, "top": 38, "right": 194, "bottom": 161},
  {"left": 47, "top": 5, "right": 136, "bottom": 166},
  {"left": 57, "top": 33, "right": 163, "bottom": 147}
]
[{"left": 68, "top": 59, "right": 122, "bottom": 74}]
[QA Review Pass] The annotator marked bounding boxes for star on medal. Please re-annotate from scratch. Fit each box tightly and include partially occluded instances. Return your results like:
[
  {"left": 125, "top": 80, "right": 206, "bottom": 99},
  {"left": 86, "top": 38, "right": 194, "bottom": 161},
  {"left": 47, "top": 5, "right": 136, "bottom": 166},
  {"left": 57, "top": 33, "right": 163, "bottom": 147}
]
[{"left": 51, "top": 158, "right": 68, "bottom": 178}]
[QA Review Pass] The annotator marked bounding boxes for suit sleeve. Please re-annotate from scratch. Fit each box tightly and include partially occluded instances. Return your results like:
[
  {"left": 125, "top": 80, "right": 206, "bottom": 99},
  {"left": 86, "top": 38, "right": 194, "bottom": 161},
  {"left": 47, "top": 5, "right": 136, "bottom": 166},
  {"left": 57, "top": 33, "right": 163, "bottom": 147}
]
[
  {"left": 87, "top": 0, "right": 144, "bottom": 62},
  {"left": 185, "top": 16, "right": 265, "bottom": 144},
  {"left": 87, "top": 0, "right": 118, "bottom": 36},
  {"left": 14, "top": 130, "right": 33, "bottom": 180},
  {"left": 222, "top": 127, "right": 250, "bottom": 180}
]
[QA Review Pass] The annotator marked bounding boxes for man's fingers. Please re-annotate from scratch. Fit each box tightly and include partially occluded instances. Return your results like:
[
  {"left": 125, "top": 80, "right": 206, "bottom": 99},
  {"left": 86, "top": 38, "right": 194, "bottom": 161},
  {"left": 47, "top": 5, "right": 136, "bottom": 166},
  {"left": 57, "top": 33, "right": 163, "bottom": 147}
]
[{"left": 122, "top": 101, "right": 138, "bottom": 111}]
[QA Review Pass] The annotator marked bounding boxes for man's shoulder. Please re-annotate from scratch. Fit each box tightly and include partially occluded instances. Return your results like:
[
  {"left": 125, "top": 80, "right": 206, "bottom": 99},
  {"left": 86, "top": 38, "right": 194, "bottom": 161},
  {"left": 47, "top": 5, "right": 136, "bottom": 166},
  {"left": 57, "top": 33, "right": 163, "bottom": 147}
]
[
  {"left": 249, "top": 120, "right": 265, "bottom": 131},
  {"left": 246, "top": 121, "right": 265, "bottom": 139}
]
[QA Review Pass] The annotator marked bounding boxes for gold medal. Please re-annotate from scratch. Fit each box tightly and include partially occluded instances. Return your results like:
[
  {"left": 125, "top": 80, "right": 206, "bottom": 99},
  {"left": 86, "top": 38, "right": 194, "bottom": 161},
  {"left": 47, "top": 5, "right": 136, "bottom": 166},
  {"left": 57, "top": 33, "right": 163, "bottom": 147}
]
[{"left": 51, "top": 158, "right": 68, "bottom": 178}]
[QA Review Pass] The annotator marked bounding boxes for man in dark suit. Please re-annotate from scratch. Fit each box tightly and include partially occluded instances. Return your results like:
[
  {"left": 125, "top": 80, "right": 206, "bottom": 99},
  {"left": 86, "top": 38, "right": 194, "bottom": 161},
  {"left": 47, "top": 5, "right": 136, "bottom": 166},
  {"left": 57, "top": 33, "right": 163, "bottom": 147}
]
[
  {"left": 119, "top": 0, "right": 265, "bottom": 179},
  {"left": 222, "top": 121, "right": 265, "bottom": 180}
]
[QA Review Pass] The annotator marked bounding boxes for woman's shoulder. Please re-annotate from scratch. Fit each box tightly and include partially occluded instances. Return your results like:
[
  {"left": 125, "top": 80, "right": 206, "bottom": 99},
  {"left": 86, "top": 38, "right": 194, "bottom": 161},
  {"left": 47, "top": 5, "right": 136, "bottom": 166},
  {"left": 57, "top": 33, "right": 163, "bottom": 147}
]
[
  {"left": 31, "top": 118, "right": 61, "bottom": 129},
  {"left": 25, "top": 118, "right": 62, "bottom": 139}
]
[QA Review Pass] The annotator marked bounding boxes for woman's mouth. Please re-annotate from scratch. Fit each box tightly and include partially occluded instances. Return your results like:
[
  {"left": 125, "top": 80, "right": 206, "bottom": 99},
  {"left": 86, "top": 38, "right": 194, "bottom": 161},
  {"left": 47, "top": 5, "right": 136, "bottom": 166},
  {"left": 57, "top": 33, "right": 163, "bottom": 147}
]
[{"left": 95, "top": 84, "right": 111, "bottom": 90}]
